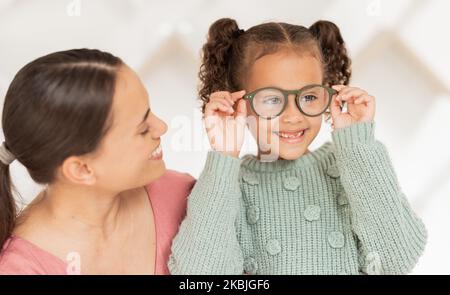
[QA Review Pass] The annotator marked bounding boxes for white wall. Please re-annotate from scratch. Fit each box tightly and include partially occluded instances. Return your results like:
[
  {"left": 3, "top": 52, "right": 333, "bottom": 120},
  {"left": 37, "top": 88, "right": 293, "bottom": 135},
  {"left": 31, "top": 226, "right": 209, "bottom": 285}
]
[{"left": 0, "top": 0, "right": 449, "bottom": 274}]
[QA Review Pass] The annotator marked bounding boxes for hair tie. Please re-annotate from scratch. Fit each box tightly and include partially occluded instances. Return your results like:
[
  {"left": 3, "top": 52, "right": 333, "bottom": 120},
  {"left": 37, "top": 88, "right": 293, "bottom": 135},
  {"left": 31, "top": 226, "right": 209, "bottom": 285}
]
[{"left": 0, "top": 142, "right": 16, "bottom": 165}]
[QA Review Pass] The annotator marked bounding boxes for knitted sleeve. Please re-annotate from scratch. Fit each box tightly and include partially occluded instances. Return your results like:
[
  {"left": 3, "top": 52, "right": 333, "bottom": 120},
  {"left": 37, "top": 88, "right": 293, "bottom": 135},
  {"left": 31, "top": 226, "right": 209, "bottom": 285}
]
[
  {"left": 331, "top": 121, "right": 427, "bottom": 274},
  {"left": 167, "top": 151, "right": 244, "bottom": 274}
]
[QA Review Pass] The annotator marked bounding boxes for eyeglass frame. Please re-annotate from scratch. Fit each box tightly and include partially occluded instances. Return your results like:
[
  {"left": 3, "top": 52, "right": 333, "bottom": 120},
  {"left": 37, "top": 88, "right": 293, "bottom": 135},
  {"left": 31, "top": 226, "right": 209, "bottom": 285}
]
[{"left": 242, "top": 84, "right": 338, "bottom": 120}]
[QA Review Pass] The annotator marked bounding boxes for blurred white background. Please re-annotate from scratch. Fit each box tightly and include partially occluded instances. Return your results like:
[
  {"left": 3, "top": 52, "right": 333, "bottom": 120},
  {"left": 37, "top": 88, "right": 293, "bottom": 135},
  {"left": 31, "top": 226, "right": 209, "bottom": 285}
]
[{"left": 0, "top": 0, "right": 449, "bottom": 274}]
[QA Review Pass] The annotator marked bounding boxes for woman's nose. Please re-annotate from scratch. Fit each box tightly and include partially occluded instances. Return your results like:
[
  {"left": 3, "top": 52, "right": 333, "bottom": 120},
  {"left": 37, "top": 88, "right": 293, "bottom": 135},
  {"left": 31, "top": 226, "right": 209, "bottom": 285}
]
[{"left": 150, "top": 114, "right": 168, "bottom": 138}]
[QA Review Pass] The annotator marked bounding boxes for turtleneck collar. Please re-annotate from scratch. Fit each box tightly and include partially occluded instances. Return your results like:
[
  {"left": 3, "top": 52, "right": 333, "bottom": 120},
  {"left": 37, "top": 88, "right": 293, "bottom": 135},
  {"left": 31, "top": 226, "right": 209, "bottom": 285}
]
[{"left": 240, "top": 142, "right": 335, "bottom": 173}]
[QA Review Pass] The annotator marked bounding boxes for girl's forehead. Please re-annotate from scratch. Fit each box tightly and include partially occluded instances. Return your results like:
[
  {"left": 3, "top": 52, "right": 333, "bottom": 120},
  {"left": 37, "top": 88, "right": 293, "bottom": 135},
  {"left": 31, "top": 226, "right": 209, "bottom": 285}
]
[{"left": 248, "top": 50, "right": 323, "bottom": 90}]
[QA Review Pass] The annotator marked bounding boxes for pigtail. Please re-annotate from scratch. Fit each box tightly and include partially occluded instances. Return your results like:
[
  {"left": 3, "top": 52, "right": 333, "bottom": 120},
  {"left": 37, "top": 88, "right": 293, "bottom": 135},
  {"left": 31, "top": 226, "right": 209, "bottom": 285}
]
[
  {"left": 198, "top": 18, "right": 243, "bottom": 113},
  {"left": 309, "top": 20, "right": 351, "bottom": 86}
]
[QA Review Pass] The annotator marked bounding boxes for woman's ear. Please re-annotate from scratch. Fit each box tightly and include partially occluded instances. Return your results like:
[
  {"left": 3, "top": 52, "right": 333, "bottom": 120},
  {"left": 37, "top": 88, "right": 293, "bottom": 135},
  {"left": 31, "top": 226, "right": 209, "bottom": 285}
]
[{"left": 60, "top": 156, "right": 96, "bottom": 185}]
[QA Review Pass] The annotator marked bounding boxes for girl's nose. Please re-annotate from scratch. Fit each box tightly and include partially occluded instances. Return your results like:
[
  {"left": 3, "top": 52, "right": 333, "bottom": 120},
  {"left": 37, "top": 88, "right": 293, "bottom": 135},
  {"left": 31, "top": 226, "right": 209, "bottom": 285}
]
[
  {"left": 281, "top": 95, "right": 305, "bottom": 124},
  {"left": 150, "top": 114, "right": 168, "bottom": 138}
]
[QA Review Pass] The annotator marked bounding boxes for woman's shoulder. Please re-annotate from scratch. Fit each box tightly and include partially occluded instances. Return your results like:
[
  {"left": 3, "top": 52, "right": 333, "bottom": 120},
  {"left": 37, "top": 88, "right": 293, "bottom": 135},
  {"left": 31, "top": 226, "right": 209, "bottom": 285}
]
[
  {"left": 146, "top": 169, "right": 195, "bottom": 193},
  {"left": 160, "top": 169, "right": 196, "bottom": 185},
  {"left": 0, "top": 236, "right": 66, "bottom": 275},
  {"left": 145, "top": 169, "right": 196, "bottom": 203}
]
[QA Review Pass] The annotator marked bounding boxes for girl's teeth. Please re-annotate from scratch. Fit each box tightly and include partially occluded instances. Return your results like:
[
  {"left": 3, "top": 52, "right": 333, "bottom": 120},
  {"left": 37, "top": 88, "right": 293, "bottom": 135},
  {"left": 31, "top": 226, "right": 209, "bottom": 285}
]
[{"left": 278, "top": 130, "right": 305, "bottom": 138}]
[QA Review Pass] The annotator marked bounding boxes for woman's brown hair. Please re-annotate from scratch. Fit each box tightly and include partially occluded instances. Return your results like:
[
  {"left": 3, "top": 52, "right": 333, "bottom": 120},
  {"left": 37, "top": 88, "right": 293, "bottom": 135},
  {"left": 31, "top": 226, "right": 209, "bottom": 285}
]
[
  {"left": 0, "top": 48, "right": 123, "bottom": 251},
  {"left": 198, "top": 18, "right": 351, "bottom": 113}
]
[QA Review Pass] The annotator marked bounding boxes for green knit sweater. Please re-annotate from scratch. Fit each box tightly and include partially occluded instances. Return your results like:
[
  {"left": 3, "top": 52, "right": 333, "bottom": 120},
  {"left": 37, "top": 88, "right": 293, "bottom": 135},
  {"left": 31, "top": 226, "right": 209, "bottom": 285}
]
[{"left": 168, "top": 121, "right": 427, "bottom": 275}]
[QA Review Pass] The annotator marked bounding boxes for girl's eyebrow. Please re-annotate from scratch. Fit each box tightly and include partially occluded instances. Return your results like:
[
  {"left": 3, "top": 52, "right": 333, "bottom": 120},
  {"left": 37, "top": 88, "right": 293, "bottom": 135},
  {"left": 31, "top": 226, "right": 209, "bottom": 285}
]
[{"left": 138, "top": 107, "right": 151, "bottom": 126}]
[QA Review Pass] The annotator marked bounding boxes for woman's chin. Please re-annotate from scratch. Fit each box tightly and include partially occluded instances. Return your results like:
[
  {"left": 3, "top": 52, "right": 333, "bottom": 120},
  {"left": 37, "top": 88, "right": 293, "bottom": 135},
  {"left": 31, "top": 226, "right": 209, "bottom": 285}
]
[{"left": 143, "top": 161, "right": 167, "bottom": 185}]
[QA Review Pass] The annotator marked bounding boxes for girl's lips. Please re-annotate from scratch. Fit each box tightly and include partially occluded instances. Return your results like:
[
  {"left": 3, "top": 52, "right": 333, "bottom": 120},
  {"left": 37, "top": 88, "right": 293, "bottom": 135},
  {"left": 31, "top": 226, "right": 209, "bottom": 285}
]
[
  {"left": 149, "top": 144, "right": 163, "bottom": 160},
  {"left": 274, "top": 129, "right": 307, "bottom": 144}
]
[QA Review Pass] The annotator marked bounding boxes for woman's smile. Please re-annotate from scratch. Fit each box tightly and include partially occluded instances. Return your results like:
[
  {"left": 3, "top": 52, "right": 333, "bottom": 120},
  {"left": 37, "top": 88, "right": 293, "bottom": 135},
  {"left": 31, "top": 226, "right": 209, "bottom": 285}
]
[{"left": 149, "top": 143, "right": 163, "bottom": 160}]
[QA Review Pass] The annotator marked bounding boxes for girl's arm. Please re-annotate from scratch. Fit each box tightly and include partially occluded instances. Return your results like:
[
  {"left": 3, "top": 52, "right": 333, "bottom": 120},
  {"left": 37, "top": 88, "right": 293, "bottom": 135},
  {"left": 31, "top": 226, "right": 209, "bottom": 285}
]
[
  {"left": 168, "top": 151, "right": 244, "bottom": 275},
  {"left": 332, "top": 121, "right": 427, "bottom": 274}
]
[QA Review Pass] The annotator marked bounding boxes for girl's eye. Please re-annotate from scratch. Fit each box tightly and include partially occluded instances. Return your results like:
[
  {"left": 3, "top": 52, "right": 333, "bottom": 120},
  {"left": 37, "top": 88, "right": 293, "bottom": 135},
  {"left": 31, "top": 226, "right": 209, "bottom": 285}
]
[
  {"left": 263, "top": 96, "right": 282, "bottom": 104},
  {"left": 302, "top": 95, "right": 318, "bottom": 102}
]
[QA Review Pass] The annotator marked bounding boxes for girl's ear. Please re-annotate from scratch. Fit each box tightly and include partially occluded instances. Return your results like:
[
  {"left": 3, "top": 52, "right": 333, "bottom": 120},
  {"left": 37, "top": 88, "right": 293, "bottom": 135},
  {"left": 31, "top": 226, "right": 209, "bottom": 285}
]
[{"left": 60, "top": 156, "right": 96, "bottom": 185}]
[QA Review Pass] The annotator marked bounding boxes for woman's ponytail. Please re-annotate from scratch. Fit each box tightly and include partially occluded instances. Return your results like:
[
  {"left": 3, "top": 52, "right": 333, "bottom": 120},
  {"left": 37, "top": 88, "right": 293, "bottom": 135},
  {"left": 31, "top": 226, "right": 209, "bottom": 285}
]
[{"left": 0, "top": 160, "right": 16, "bottom": 252}]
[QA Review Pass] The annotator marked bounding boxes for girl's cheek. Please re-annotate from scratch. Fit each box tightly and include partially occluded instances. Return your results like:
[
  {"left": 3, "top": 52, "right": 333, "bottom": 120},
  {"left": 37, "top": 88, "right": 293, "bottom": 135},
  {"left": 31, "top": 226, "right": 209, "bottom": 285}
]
[
  {"left": 312, "top": 117, "right": 323, "bottom": 131},
  {"left": 307, "top": 121, "right": 322, "bottom": 141}
]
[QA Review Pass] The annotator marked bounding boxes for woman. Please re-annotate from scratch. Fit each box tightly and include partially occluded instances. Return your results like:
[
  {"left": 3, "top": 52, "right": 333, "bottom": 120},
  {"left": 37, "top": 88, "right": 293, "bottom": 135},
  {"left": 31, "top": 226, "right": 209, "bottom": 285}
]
[{"left": 0, "top": 49, "right": 194, "bottom": 274}]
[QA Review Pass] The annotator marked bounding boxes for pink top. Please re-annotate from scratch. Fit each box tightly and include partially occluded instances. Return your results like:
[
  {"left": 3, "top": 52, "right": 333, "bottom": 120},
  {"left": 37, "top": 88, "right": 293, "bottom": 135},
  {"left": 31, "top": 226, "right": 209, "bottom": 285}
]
[{"left": 0, "top": 170, "right": 195, "bottom": 275}]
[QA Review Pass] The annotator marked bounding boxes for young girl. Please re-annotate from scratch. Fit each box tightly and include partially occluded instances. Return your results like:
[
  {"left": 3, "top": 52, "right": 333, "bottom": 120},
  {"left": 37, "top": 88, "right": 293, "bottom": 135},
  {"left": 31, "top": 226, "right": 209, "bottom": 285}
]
[
  {"left": 0, "top": 49, "right": 194, "bottom": 274},
  {"left": 168, "top": 18, "right": 427, "bottom": 275}
]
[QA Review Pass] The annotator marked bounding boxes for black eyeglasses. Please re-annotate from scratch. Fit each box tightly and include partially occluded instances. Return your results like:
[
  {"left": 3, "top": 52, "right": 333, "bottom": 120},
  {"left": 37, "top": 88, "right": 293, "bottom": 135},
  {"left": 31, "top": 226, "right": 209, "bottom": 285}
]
[{"left": 243, "top": 84, "right": 338, "bottom": 119}]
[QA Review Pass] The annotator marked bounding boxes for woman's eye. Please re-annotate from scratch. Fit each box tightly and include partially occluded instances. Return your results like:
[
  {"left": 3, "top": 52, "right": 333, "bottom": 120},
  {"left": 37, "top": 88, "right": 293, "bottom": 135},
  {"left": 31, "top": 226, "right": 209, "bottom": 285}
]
[
  {"left": 140, "top": 128, "right": 149, "bottom": 136},
  {"left": 302, "top": 95, "right": 317, "bottom": 102},
  {"left": 263, "top": 96, "right": 282, "bottom": 104}
]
